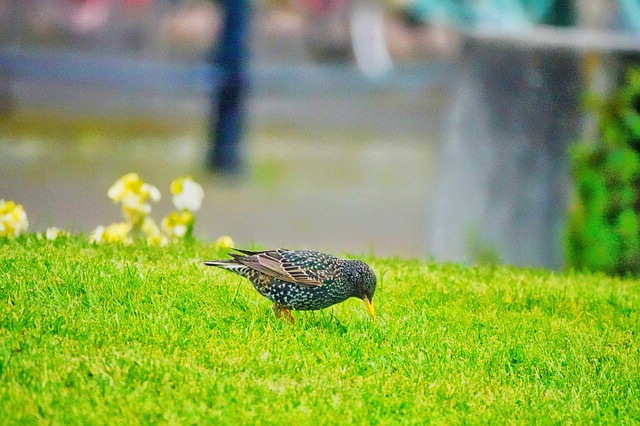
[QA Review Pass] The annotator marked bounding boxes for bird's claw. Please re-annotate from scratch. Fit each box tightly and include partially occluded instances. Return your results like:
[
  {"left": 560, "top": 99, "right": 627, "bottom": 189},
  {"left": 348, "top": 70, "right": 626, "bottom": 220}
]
[{"left": 272, "top": 304, "right": 295, "bottom": 324}]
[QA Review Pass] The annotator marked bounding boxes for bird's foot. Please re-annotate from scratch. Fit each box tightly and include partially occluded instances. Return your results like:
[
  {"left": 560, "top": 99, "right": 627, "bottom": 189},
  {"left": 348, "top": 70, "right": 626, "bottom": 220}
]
[{"left": 272, "top": 304, "right": 295, "bottom": 324}]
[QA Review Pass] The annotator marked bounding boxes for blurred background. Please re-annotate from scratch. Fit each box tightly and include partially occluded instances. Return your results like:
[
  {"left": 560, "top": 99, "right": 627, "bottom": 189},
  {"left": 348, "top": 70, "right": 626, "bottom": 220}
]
[{"left": 1, "top": 0, "right": 639, "bottom": 268}]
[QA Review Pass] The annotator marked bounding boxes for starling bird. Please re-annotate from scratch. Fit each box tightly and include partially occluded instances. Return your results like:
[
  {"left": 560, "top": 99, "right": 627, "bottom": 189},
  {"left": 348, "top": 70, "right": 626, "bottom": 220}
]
[{"left": 204, "top": 248, "right": 376, "bottom": 322}]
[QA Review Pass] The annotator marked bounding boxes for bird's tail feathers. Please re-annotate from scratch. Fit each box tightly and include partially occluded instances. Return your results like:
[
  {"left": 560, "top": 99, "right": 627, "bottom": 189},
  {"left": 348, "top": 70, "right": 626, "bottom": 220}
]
[
  {"left": 229, "top": 247, "right": 291, "bottom": 256},
  {"left": 229, "top": 248, "right": 261, "bottom": 256},
  {"left": 205, "top": 247, "right": 287, "bottom": 274},
  {"left": 203, "top": 259, "right": 246, "bottom": 274}
]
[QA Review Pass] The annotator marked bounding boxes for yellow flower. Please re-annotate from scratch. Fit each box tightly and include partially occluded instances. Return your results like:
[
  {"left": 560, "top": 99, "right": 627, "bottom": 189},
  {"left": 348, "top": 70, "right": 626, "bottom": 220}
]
[
  {"left": 121, "top": 195, "right": 152, "bottom": 225},
  {"left": 0, "top": 199, "right": 29, "bottom": 238},
  {"left": 89, "top": 222, "right": 132, "bottom": 244},
  {"left": 162, "top": 211, "right": 194, "bottom": 239},
  {"left": 107, "top": 173, "right": 160, "bottom": 225},
  {"left": 141, "top": 217, "right": 168, "bottom": 246},
  {"left": 108, "top": 173, "right": 161, "bottom": 204},
  {"left": 171, "top": 176, "right": 204, "bottom": 212},
  {"left": 215, "top": 235, "right": 234, "bottom": 249},
  {"left": 147, "top": 232, "right": 169, "bottom": 247}
]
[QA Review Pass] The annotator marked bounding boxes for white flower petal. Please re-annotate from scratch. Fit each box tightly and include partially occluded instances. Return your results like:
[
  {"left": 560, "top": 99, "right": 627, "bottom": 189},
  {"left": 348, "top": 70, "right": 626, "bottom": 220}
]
[
  {"left": 173, "top": 179, "right": 204, "bottom": 212},
  {"left": 174, "top": 224, "right": 187, "bottom": 238},
  {"left": 89, "top": 226, "right": 105, "bottom": 243},
  {"left": 146, "top": 184, "right": 161, "bottom": 203},
  {"left": 46, "top": 227, "right": 61, "bottom": 240}
]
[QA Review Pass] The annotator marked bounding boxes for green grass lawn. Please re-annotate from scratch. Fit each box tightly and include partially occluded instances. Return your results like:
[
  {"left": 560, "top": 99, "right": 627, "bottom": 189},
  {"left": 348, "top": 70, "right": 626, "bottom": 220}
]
[{"left": 1, "top": 236, "right": 639, "bottom": 424}]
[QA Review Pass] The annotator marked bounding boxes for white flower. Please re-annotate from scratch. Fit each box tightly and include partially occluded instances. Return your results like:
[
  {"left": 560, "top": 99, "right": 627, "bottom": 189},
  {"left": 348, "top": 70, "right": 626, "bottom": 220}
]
[
  {"left": 171, "top": 177, "right": 204, "bottom": 212},
  {"left": 45, "top": 227, "right": 65, "bottom": 240},
  {"left": 89, "top": 225, "right": 105, "bottom": 243},
  {"left": 173, "top": 224, "right": 187, "bottom": 238},
  {"left": 38, "top": 227, "right": 67, "bottom": 241},
  {"left": 149, "top": 186, "right": 161, "bottom": 203}
]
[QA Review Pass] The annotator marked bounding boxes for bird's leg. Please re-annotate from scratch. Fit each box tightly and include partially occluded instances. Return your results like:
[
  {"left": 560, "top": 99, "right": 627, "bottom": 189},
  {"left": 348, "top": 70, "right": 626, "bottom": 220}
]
[
  {"left": 272, "top": 303, "right": 295, "bottom": 324},
  {"left": 281, "top": 307, "right": 295, "bottom": 324}
]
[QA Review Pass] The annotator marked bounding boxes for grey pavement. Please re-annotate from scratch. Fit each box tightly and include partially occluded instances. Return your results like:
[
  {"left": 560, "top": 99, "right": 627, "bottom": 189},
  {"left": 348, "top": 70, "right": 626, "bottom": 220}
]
[{"left": 0, "top": 46, "right": 451, "bottom": 259}]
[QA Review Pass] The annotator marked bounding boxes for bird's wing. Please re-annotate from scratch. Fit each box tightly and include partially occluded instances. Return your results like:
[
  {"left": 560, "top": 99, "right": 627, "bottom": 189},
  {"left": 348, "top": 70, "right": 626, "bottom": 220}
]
[{"left": 233, "top": 249, "right": 331, "bottom": 286}]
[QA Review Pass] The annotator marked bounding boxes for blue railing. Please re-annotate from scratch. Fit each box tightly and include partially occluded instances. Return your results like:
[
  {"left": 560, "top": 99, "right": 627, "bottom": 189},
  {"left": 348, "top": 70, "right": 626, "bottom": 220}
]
[{"left": 0, "top": 46, "right": 216, "bottom": 95}]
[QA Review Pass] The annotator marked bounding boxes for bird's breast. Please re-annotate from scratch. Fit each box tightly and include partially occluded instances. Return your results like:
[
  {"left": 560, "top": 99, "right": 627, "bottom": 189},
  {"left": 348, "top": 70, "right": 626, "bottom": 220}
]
[{"left": 263, "top": 280, "right": 350, "bottom": 311}]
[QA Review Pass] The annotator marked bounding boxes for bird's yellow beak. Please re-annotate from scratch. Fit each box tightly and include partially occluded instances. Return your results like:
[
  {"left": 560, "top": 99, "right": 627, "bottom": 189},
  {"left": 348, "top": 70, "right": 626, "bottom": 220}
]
[{"left": 363, "top": 297, "right": 375, "bottom": 319}]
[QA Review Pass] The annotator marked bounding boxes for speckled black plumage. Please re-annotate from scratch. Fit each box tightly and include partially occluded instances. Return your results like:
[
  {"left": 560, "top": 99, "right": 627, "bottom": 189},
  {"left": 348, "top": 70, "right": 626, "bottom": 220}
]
[{"left": 204, "top": 248, "right": 376, "bottom": 320}]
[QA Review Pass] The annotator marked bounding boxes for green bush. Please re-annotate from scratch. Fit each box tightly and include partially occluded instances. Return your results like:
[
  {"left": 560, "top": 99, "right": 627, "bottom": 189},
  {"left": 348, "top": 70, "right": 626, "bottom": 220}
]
[{"left": 567, "top": 68, "right": 640, "bottom": 275}]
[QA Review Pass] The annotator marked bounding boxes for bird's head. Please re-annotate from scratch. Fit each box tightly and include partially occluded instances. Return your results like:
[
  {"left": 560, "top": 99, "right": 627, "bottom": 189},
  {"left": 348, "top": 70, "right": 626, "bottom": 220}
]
[{"left": 345, "top": 259, "right": 377, "bottom": 319}]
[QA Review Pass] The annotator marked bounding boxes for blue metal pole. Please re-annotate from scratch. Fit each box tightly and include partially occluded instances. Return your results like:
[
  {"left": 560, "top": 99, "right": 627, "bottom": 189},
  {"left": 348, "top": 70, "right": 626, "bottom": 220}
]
[{"left": 207, "top": 0, "right": 250, "bottom": 174}]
